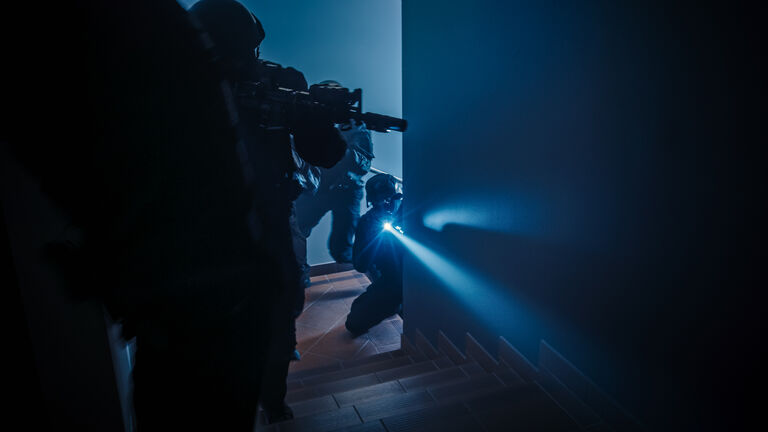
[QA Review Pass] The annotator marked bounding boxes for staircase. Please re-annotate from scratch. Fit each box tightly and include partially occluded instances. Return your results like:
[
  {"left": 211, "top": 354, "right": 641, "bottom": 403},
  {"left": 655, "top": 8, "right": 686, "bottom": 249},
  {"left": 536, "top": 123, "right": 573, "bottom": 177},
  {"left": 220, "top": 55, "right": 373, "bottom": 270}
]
[{"left": 255, "top": 329, "right": 612, "bottom": 432}]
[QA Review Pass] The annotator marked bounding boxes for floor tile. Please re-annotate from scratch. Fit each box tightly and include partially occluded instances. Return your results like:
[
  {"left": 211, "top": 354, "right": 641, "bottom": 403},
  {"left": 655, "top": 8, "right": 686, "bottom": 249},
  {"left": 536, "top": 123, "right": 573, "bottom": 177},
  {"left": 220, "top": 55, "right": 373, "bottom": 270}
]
[
  {"left": 294, "top": 270, "right": 403, "bottom": 370},
  {"left": 310, "top": 323, "right": 371, "bottom": 360},
  {"left": 331, "top": 275, "right": 369, "bottom": 290},
  {"left": 354, "top": 390, "right": 435, "bottom": 422},
  {"left": 376, "top": 343, "right": 402, "bottom": 354},
  {"left": 367, "top": 320, "right": 403, "bottom": 349},
  {"left": 333, "top": 380, "right": 404, "bottom": 407},
  {"left": 296, "top": 300, "right": 349, "bottom": 331},
  {"left": 351, "top": 340, "right": 380, "bottom": 359},
  {"left": 295, "top": 324, "right": 328, "bottom": 354},
  {"left": 309, "top": 275, "right": 329, "bottom": 284},
  {"left": 325, "top": 270, "right": 359, "bottom": 281}
]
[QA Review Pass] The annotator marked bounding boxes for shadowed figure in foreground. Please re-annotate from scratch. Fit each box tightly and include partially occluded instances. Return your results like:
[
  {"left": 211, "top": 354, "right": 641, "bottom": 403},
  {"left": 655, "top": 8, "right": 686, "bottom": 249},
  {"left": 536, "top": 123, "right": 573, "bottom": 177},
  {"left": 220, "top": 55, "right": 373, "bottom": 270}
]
[
  {"left": 6, "top": 0, "right": 271, "bottom": 430},
  {"left": 189, "top": 0, "right": 346, "bottom": 425}
]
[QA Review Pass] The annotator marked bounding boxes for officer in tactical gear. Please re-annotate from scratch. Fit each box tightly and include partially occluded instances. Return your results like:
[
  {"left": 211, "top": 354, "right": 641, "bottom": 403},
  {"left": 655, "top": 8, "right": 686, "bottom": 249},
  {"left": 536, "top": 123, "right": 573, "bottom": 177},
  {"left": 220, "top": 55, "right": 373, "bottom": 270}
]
[
  {"left": 3, "top": 0, "right": 273, "bottom": 430},
  {"left": 189, "top": 0, "right": 346, "bottom": 425},
  {"left": 345, "top": 173, "right": 404, "bottom": 336},
  {"left": 295, "top": 81, "right": 375, "bottom": 286}
]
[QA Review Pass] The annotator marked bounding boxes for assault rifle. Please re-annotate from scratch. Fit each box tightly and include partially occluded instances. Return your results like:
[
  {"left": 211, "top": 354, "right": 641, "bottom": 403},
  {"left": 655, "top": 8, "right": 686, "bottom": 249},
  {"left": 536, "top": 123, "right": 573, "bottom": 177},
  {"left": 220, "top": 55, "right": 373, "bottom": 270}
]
[{"left": 236, "top": 62, "right": 407, "bottom": 133}]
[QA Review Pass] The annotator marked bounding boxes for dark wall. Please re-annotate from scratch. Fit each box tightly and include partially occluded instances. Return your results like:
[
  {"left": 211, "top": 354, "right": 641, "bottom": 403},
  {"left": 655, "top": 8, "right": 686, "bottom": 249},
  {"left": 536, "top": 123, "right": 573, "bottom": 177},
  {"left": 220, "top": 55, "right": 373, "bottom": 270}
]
[{"left": 402, "top": 2, "right": 762, "bottom": 431}]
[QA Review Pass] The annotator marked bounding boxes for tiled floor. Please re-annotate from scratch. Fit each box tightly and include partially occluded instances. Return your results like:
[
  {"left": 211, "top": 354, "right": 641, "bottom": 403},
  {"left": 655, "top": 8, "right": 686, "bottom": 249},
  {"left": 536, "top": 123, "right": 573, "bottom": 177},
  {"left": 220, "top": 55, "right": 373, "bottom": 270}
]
[{"left": 290, "top": 270, "right": 402, "bottom": 375}]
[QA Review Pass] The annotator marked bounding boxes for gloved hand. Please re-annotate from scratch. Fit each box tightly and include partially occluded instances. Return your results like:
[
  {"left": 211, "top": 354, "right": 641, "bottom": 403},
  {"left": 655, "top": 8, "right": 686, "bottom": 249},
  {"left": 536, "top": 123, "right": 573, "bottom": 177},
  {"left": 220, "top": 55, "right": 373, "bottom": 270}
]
[{"left": 291, "top": 106, "right": 346, "bottom": 168}]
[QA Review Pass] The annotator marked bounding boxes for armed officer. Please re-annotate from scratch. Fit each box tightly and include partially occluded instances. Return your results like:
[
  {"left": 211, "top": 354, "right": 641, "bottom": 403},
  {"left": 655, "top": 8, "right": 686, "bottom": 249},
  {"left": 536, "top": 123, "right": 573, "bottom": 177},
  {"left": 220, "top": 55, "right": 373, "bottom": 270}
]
[
  {"left": 345, "top": 174, "right": 404, "bottom": 336},
  {"left": 189, "top": 0, "right": 346, "bottom": 425},
  {"left": 294, "top": 80, "right": 375, "bottom": 287}
]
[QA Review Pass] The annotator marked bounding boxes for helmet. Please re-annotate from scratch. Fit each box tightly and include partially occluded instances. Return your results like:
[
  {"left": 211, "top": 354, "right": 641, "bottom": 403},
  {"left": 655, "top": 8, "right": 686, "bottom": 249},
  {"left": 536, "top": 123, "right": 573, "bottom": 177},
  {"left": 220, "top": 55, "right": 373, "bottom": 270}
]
[
  {"left": 365, "top": 173, "right": 402, "bottom": 207},
  {"left": 189, "top": 0, "right": 265, "bottom": 63},
  {"left": 318, "top": 80, "right": 343, "bottom": 88}
]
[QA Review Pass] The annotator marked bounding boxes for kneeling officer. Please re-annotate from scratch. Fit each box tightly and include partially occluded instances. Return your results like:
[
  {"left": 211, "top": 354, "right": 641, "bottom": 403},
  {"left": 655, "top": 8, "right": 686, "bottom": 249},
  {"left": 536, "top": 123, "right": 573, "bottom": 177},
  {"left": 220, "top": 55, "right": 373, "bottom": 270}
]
[{"left": 345, "top": 173, "right": 404, "bottom": 336}]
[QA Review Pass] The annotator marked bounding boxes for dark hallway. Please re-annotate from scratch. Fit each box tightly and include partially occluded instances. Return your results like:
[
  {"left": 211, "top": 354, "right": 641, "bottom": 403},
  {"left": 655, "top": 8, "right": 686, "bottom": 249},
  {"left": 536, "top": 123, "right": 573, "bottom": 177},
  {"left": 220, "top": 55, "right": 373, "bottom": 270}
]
[{"left": 3, "top": 1, "right": 764, "bottom": 431}]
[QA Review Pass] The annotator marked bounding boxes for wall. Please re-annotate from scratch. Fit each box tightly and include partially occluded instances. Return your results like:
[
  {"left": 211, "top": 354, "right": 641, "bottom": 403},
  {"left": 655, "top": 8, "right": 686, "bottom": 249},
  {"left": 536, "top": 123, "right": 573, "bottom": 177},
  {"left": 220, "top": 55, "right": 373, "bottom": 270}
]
[
  {"left": 402, "top": 2, "right": 761, "bottom": 431},
  {"left": 181, "top": 0, "right": 403, "bottom": 265}
]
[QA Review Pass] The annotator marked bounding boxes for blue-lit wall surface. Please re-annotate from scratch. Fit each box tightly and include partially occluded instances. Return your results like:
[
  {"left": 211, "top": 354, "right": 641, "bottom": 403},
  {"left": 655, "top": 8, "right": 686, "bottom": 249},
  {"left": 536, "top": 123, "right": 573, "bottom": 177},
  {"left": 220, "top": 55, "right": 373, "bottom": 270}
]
[
  {"left": 403, "top": 2, "right": 761, "bottom": 431},
  {"left": 182, "top": 0, "right": 402, "bottom": 265}
]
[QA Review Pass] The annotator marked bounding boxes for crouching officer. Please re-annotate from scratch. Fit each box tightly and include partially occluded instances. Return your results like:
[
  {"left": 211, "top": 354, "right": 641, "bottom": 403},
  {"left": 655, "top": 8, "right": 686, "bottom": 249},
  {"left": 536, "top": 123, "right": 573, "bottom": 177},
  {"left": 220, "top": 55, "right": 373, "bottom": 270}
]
[{"left": 345, "top": 174, "right": 404, "bottom": 336}]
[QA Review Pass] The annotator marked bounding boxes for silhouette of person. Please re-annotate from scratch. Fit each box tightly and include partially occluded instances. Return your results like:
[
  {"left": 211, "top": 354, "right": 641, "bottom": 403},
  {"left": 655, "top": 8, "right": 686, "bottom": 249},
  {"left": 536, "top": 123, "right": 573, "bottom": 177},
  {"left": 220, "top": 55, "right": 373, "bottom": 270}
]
[
  {"left": 6, "top": 0, "right": 273, "bottom": 430},
  {"left": 345, "top": 174, "right": 404, "bottom": 336},
  {"left": 190, "top": 0, "right": 346, "bottom": 424},
  {"left": 294, "top": 91, "right": 375, "bottom": 287}
]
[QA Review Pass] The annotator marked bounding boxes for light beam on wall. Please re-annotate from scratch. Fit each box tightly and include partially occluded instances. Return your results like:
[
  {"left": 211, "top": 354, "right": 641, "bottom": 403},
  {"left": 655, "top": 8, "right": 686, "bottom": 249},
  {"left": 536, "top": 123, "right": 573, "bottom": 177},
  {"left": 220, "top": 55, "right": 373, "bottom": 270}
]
[
  {"left": 385, "top": 226, "right": 542, "bottom": 336},
  {"left": 422, "top": 193, "right": 544, "bottom": 235}
]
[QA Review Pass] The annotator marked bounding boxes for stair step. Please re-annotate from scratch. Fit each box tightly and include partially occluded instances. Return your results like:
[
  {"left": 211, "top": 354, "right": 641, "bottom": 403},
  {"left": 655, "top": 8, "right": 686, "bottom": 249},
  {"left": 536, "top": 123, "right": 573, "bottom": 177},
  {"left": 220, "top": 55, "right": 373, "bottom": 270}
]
[
  {"left": 288, "top": 362, "right": 345, "bottom": 381},
  {"left": 536, "top": 370, "right": 602, "bottom": 429},
  {"left": 354, "top": 390, "right": 435, "bottom": 422},
  {"left": 275, "top": 405, "right": 361, "bottom": 432},
  {"left": 288, "top": 351, "right": 401, "bottom": 384},
  {"left": 375, "top": 359, "right": 438, "bottom": 382},
  {"left": 389, "top": 348, "right": 408, "bottom": 358},
  {"left": 334, "top": 380, "right": 405, "bottom": 407},
  {"left": 437, "top": 330, "right": 468, "bottom": 365},
  {"left": 398, "top": 366, "right": 468, "bottom": 392},
  {"left": 290, "top": 394, "right": 339, "bottom": 419},
  {"left": 494, "top": 367, "right": 526, "bottom": 387},
  {"left": 289, "top": 358, "right": 447, "bottom": 408},
  {"left": 288, "top": 361, "right": 469, "bottom": 421},
  {"left": 466, "top": 332, "right": 499, "bottom": 372},
  {"left": 465, "top": 384, "right": 578, "bottom": 432},
  {"left": 284, "top": 381, "right": 404, "bottom": 421},
  {"left": 427, "top": 373, "right": 505, "bottom": 403},
  {"left": 289, "top": 358, "right": 441, "bottom": 405},
  {"left": 287, "top": 373, "right": 381, "bottom": 404},
  {"left": 302, "top": 356, "right": 413, "bottom": 387},
  {"left": 400, "top": 334, "right": 427, "bottom": 362},
  {"left": 380, "top": 402, "right": 481, "bottom": 432},
  {"left": 327, "top": 422, "right": 387, "bottom": 432},
  {"left": 433, "top": 356, "right": 455, "bottom": 369},
  {"left": 341, "top": 351, "right": 396, "bottom": 368},
  {"left": 412, "top": 329, "right": 441, "bottom": 359},
  {"left": 459, "top": 362, "right": 486, "bottom": 377},
  {"left": 498, "top": 336, "right": 538, "bottom": 381}
]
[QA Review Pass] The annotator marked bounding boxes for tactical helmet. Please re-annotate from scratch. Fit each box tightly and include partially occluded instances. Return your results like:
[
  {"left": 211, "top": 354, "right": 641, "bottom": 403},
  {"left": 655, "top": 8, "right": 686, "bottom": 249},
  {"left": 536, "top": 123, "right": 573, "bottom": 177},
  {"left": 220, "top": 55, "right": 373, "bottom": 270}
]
[
  {"left": 317, "top": 80, "right": 343, "bottom": 88},
  {"left": 189, "top": 0, "right": 265, "bottom": 63},
  {"left": 365, "top": 173, "right": 402, "bottom": 207}
]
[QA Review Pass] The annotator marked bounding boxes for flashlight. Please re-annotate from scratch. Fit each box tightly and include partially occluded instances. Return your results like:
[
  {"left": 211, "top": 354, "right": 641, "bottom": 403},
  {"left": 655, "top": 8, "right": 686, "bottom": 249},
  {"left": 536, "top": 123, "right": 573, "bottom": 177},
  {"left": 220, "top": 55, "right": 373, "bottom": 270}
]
[{"left": 383, "top": 221, "right": 403, "bottom": 234}]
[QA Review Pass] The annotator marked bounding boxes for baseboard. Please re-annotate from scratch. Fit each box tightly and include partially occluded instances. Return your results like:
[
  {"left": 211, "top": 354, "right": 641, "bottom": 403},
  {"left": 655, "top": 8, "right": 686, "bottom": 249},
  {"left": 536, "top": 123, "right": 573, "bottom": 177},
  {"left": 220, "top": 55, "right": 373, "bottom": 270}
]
[
  {"left": 309, "top": 262, "right": 354, "bottom": 276},
  {"left": 539, "top": 340, "right": 645, "bottom": 432},
  {"left": 410, "top": 328, "right": 644, "bottom": 432}
]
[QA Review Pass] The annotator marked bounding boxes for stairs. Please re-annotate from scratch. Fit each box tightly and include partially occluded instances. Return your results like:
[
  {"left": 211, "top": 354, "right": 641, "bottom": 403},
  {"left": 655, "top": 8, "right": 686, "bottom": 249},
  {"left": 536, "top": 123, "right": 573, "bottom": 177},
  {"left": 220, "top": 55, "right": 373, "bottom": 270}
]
[{"left": 256, "top": 330, "right": 612, "bottom": 432}]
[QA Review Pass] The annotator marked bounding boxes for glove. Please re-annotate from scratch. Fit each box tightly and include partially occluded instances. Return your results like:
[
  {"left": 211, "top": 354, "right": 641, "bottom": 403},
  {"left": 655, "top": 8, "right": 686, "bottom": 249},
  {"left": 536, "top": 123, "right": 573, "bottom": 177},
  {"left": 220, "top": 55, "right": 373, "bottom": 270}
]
[{"left": 291, "top": 106, "right": 346, "bottom": 168}]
